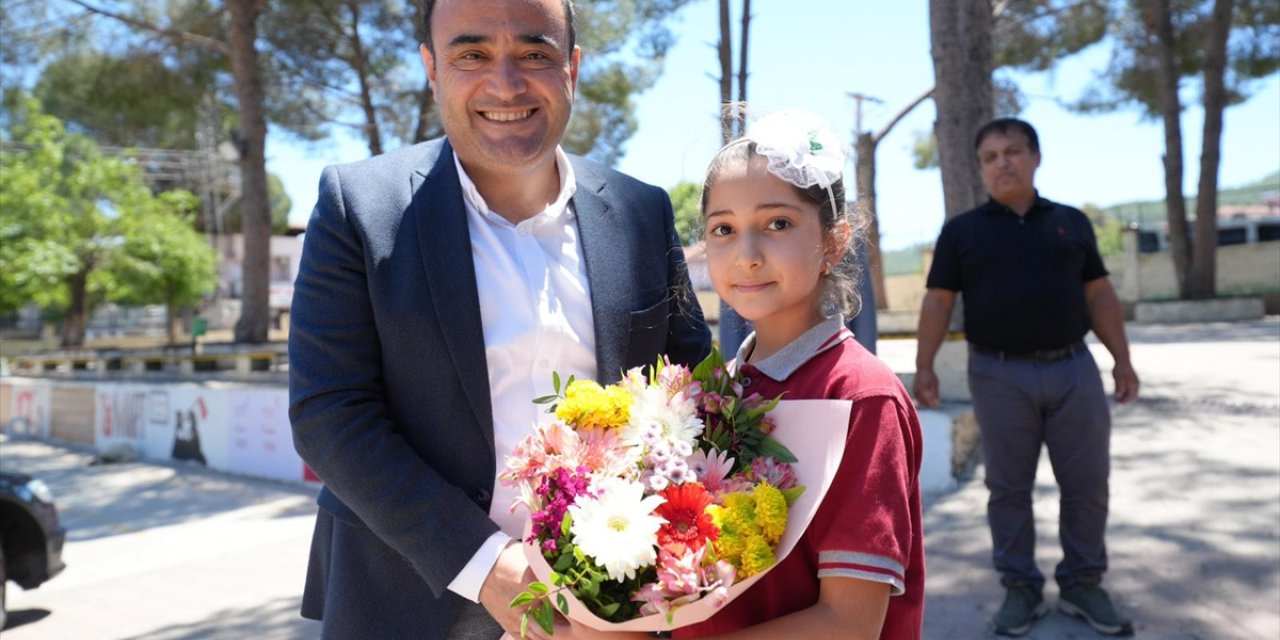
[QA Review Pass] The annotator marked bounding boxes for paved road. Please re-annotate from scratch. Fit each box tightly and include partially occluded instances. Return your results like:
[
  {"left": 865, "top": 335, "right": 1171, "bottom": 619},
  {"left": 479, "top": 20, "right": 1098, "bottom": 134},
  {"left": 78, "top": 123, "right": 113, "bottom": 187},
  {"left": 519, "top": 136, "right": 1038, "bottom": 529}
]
[
  {"left": 2, "top": 318, "right": 1278, "bottom": 639},
  {"left": 0, "top": 439, "right": 322, "bottom": 640},
  {"left": 900, "top": 317, "right": 1280, "bottom": 639}
]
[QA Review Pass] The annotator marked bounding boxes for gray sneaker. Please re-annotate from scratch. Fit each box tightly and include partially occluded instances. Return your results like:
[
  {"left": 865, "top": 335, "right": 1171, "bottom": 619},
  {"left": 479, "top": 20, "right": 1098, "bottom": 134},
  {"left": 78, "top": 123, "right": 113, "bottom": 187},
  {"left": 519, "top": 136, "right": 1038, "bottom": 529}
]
[
  {"left": 993, "top": 584, "right": 1051, "bottom": 636},
  {"left": 1058, "top": 582, "right": 1134, "bottom": 636}
]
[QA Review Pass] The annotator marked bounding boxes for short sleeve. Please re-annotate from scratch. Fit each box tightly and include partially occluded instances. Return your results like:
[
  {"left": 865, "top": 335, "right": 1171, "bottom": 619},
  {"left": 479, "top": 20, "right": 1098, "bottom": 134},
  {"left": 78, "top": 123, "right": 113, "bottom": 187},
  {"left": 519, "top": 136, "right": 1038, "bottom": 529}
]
[
  {"left": 1076, "top": 211, "right": 1109, "bottom": 281},
  {"left": 925, "top": 218, "right": 962, "bottom": 291},
  {"left": 811, "top": 394, "right": 918, "bottom": 595}
]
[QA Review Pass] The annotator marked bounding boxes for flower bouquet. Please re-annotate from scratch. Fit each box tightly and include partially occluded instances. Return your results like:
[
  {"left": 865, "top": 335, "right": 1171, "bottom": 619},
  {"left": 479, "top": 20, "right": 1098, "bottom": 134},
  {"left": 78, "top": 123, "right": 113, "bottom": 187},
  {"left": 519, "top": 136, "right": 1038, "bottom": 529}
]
[{"left": 500, "top": 349, "right": 851, "bottom": 636}]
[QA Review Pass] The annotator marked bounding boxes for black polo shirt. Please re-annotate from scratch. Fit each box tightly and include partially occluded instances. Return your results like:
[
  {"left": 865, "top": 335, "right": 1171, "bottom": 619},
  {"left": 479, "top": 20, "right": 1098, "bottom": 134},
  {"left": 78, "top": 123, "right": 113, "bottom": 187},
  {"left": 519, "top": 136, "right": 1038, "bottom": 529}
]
[{"left": 925, "top": 195, "right": 1108, "bottom": 352}]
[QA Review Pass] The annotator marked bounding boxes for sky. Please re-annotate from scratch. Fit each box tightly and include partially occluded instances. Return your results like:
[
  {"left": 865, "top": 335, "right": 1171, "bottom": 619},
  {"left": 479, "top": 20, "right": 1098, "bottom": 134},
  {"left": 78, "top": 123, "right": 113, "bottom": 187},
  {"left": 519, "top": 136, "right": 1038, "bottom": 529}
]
[{"left": 269, "top": 1, "right": 1280, "bottom": 252}]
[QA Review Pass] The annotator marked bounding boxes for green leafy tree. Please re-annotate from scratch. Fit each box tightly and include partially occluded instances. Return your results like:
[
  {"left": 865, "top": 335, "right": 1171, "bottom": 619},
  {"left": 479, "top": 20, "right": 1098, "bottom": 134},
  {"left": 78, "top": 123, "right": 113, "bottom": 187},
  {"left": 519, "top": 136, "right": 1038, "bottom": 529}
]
[
  {"left": 111, "top": 191, "right": 219, "bottom": 344},
  {"left": 0, "top": 99, "right": 215, "bottom": 347},
  {"left": 1075, "top": 0, "right": 1279, "bottom": 299},
  {"left": 1083, "top": 203, "right": 1126, "bottom": 257},
  {"left": 668, "top": 181, "right": 702, "bottom": 246}
]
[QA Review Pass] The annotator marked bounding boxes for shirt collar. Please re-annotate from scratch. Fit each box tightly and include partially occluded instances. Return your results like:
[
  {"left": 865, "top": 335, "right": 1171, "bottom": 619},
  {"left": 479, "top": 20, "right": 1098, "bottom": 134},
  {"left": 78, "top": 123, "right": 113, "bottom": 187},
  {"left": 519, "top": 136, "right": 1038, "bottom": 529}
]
[
  {"left": 453, "top": 146, "right": 578, "bottom": 225},
  {"left": 983, "top": 191, "right": 1051, "bottom": 217},
  {"left": 734, "top": 315, "right": 852, "bottom": 381}
]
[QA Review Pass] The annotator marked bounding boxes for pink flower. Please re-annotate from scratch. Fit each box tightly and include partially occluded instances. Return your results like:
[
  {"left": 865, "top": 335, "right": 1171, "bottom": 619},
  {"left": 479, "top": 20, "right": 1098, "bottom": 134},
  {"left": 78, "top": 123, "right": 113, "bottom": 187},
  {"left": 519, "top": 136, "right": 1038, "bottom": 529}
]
[
  {"left": 745, "top": 457, "right": 798, "bottom": 489},
  {"left": 688, "top": 448, "right": 735, "bottom": 493}
]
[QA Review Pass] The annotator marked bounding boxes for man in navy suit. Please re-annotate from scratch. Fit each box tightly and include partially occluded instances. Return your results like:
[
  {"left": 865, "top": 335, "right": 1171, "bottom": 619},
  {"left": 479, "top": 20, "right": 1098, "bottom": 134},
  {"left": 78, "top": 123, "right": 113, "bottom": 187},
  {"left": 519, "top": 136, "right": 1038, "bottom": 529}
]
[{"left": 288, "top": 0, "right": 711, "bottom": 638}]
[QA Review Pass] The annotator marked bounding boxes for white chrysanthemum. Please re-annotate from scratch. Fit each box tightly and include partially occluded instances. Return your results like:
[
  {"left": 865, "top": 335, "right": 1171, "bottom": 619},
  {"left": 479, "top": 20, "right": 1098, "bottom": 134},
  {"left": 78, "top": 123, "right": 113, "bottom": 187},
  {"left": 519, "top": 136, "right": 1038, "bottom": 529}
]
[
  {"left": 568, "top": 478, "right": 666, "bottom": 582},
  {"left": 621, "top": 387, "right": 703, "bottom": 450}
]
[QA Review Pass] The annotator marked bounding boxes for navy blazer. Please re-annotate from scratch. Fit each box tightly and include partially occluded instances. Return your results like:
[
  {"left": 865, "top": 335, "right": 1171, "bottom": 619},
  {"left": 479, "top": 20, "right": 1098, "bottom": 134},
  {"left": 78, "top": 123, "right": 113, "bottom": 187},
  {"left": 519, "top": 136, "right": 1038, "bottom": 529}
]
[{"left": 288, "top": 138, "right": 711, "bottom": 638}]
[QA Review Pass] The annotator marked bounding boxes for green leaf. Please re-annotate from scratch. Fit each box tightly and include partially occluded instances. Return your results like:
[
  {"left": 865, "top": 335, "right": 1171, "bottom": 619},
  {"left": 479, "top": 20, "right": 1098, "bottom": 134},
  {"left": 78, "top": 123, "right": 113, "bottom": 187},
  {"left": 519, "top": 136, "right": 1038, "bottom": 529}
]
[
  {"left": 597, "top": 602, "right": 621, "bottom": 617},
  {"left": 556, "top": 593, "right": 569, "bottom": 615},
  {"left": 756, "top": 436, "right": 798, "bottom": 463},
  {"left": 533, "top": 601, "right": 555, "bottom": 633},
  {"left": 528, "top": 582, "right": 550, "bottom": 595},
  {"left": 520, "top": 613, "right": 529, "bottom": 638},
  {"left": 780, "top": 485, "right": 807, "bottom": 506},
  {"left": 553, "top": 371, "right": 562, "bottom": 394},
  {"left": 532, "top": 394, "right": 559, "bottom": 405},
  {"left": 553, "top": 552, "right": 574, "bottom": 572},
  {"left": 510, "top": 592, "right": 536, "bottom": 607}
]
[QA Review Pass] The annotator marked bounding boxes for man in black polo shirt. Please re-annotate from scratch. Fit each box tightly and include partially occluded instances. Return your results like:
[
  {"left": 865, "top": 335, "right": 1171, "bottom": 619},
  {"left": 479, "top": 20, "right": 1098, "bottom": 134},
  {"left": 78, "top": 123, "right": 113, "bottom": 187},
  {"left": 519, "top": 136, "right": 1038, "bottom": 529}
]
[{"left": 914, "top": 118, "right": 1139, "bottom": 637}]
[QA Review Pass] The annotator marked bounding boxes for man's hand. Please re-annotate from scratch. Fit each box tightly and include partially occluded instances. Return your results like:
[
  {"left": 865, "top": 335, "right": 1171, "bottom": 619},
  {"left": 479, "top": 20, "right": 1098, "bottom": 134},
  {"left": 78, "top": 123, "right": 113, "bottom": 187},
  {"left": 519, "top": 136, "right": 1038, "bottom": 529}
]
[
  {"left": 913, "top": 369, "right": 941, "bottom": 408},
  {"left": 1112, "top": 360, "right": 1139, "bottom": 404},
  {"left": 479, "top": 541, "right": 562, "bottom": 640}
]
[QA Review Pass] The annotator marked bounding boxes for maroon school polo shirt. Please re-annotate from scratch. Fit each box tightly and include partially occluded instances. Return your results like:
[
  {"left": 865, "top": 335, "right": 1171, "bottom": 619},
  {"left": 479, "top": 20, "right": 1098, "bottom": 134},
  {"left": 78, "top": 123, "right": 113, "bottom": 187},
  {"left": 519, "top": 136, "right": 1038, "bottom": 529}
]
[{"left": 677, "top": 318, "right": 925, "bottom": 639}]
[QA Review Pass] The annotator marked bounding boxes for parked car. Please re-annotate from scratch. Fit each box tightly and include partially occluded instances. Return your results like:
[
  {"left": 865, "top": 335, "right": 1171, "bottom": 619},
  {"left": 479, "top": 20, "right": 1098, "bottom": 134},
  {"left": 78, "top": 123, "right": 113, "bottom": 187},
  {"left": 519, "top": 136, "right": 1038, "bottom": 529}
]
[{"left": 0, "top": 472, "right": 66, "bottom": 629}]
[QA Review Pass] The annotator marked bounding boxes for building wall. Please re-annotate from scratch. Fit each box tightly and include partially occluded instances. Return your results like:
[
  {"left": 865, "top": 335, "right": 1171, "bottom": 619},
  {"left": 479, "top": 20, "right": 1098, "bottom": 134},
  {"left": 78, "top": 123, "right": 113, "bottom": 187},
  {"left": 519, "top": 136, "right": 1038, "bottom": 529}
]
[{"left": 1106, "top": 232, "right": 1280, "bottom": 301}]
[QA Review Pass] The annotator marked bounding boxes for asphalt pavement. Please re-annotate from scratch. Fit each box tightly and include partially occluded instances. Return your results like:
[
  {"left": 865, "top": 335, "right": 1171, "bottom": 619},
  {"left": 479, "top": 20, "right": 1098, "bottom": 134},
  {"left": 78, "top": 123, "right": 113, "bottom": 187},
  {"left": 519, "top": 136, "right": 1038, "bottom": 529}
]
[{"left": 2, "top": 317, "right": 1278, "bottom": 639}]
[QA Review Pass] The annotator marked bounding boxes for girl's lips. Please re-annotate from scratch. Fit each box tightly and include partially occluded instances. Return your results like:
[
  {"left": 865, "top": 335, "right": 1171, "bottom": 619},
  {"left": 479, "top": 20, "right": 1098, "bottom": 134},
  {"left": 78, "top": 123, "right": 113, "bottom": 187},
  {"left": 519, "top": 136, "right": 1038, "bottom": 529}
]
[{"left": 733, "top": 282, "right": 775, "bottom": 293}]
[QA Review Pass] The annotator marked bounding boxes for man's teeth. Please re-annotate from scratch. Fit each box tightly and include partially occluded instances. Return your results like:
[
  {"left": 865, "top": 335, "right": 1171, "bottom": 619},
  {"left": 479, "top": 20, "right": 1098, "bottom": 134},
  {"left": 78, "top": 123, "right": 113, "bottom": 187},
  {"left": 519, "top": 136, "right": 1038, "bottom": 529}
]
[{"left": 484, "top": 110, "right": 532, "bottom": 122}]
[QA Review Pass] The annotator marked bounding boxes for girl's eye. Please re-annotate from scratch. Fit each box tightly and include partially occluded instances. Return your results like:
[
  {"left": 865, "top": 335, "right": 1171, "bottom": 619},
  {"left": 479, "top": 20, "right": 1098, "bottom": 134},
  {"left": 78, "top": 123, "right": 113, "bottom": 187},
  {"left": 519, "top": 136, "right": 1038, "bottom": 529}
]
[
  {"left": 708, "top": 223, "right": 733, "bottom": 237},
  {"left": 767, "top": 219, "right": 791, "bottom": 231}
]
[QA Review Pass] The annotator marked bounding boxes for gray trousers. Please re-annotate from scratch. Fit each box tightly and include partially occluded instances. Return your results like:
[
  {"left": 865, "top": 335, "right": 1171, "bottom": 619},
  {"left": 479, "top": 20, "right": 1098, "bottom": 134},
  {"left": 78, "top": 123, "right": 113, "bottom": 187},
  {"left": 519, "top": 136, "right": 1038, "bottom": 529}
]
[{"left": 968, "top": 348, "right": 1112, "bottom": 591}]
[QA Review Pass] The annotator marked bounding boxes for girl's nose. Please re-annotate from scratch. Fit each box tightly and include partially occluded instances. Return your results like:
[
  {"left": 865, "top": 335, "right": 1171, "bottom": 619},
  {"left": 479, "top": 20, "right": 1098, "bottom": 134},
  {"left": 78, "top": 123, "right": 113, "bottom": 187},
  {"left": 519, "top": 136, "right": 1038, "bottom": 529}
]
[{"left": 734, "top": 234, "right": 763, "bottom": 270}]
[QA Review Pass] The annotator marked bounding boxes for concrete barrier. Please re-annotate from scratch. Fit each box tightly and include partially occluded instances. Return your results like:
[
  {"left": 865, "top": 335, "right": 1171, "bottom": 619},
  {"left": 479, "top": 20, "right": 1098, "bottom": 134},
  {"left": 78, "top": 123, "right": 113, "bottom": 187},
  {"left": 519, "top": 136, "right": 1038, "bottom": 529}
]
[{"left": 1134, "top": 296, "right": 1266, "bottom": 324}]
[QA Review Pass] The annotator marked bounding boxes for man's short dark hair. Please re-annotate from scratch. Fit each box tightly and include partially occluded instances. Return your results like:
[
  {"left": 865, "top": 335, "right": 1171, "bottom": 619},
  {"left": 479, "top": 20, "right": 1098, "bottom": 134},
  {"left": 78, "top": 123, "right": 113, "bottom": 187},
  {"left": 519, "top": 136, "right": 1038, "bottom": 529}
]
[
  {"left": 421, "top": 0, "right": 577, "bottom": 55},
  {"left": 975, "top": 117, "right": 1040, "bottom": 154}
]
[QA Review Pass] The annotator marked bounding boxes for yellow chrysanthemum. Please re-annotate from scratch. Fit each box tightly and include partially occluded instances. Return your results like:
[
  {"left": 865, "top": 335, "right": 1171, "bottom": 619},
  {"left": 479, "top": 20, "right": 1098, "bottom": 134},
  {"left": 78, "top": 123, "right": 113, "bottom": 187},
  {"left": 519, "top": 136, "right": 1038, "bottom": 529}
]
[
  {"left": 738, "top": 534, "right": 776, "bottom": 577},
  {"left": 723, "top": 491, "right": 757, "bottom": 530},
  {"left": 752, "top": 482, "right": 789, "bottom": 544},
  {"left": 555, "top": 380, "right": 632, "bottom": 430}
]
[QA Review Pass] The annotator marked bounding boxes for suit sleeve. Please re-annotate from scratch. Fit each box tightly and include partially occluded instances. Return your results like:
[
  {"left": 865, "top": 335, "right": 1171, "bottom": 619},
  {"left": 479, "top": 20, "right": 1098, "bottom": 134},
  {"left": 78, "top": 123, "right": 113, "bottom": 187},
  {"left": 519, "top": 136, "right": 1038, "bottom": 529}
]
[
  {"left": 288, "top": 165, "right": 499, "bottom": 597},
  {"left": 658, "top": 188, "right": 713, "bottom": 366}
]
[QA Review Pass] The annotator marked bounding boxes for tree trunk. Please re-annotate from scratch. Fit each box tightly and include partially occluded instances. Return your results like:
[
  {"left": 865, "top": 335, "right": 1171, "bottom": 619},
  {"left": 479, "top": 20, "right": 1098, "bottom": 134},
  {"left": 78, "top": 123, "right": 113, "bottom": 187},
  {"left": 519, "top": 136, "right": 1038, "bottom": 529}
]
[
  {"left": 1188, "top": 0, "right": 1234, "bottom": 299},
  {"left": 167, "top": 301, "right": 180, "bottom": 345},
  {"left": 347, "top": 1, "right": 383, "bottom": 156},
  {"left": 854, "top": 132, "right": 888, "bottom": 310},
  {"left": 1148, "top": 0, "right": 1193, "bottom": 298},
  {"left": 854, "top": 87, "right": 933, "bottom": 311},
  {"left": 717, "top": 0, "right": 733, "bottom": 145},
  {"left": 61, "top": 268, "right": 91, "bottom": 348},
  {"left": 736, "top": 0, "right": 750, "bottom": 139},
  {"left": 228, "top": 0, "right": 272, "bottom": 344},
  {"left": 929, "top": 0, "right": 993, "bottom": 220}
]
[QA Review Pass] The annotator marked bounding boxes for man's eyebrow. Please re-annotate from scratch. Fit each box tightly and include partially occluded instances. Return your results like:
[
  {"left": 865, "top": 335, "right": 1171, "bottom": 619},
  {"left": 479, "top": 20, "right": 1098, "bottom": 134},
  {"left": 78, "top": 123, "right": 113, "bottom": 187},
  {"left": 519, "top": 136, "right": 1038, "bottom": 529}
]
[
  {"left": 519, "top": 33, "right": 563, "bottom": 49},
  {"left": 446, "top": 34, "right": 489, "bottom": 48}
]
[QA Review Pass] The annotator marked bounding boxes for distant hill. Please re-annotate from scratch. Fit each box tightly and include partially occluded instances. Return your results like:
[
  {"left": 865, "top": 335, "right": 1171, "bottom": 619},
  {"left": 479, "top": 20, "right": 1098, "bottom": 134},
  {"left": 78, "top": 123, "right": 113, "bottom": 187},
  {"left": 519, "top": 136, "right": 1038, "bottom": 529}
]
[
  {"left": 1105, "top": 170, "right": 1280, "bottom": 226},
  {"left": 881, "top": 243, "right": 930, "bottom": 276}
]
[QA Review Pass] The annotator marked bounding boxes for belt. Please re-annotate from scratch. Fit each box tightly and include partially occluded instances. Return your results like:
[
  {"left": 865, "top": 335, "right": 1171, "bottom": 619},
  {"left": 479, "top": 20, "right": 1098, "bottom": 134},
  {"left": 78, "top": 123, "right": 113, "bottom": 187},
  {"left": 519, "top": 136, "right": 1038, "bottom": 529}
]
[{"left": 969, "top": 341, "right": 1086, "bottom": 363}]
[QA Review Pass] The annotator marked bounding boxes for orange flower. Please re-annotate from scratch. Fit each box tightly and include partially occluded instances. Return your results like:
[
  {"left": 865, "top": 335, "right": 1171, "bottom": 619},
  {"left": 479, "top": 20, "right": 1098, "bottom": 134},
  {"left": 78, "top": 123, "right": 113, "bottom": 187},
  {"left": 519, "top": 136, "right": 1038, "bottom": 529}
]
[{"left": 656, "top": 482, "right": 719, "bottom": 555}]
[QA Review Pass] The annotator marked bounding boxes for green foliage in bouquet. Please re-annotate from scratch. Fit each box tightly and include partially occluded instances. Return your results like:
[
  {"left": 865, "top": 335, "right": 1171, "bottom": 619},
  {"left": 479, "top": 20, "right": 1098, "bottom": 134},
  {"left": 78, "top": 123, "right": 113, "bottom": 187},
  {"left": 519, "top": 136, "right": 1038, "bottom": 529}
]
[
  {"left": 692, "top": 348, "right": 795, "bottom": 471},
  {"left": 511, "top": 513, "right": 652, "bottom": 636}
]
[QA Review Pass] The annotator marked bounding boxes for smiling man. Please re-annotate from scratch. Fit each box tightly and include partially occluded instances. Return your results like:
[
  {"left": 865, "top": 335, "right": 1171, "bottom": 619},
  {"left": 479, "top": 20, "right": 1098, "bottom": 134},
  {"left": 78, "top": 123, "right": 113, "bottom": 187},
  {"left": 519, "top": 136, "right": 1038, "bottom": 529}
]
[
  {"left": 287, "top": 1, "right": 711, "bottom": 638},
  {"left": 913, "top": 118, "right": 1138, "bottom": 637}
]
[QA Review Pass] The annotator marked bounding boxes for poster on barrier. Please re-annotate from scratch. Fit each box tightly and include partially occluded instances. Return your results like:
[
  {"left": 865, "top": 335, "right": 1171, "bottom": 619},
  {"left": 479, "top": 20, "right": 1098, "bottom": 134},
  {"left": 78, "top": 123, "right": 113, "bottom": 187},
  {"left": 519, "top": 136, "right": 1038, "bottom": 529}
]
[
  {"left": 97, "top": 384, "right": 227, "bottom": 469},
  {"left": 225, "top": 388, "right": 304, "bottom": 482},
  {"left": 4, "top": 378, "right": 52, "bottom": 439}
]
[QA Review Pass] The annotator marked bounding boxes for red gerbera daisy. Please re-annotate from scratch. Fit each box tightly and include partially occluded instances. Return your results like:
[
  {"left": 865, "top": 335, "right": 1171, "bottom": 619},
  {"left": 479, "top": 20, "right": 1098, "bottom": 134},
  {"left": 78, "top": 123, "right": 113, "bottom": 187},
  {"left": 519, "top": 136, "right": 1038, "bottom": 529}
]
[{"left": 655, "top": 482, "right": 719, "bottom": 555}]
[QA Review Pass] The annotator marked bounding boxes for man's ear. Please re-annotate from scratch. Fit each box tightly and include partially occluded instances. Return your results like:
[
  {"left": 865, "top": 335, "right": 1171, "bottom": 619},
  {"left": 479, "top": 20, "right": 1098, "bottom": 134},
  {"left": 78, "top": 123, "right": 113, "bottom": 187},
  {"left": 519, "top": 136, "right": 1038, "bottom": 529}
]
[
  {"left": 420, "top": 44, "right": 437, "bottom": 89},
  {"left": 568, "top": 45, "right": 581, "bottom": 94}
]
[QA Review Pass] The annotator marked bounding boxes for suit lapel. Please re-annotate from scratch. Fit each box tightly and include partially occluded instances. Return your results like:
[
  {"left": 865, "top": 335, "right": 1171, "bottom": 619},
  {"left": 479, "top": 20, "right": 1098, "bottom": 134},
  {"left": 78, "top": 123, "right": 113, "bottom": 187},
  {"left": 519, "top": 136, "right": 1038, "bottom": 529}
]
[
  {"left": 411, "top": 141, "right": 494, "bottom": 448},
  {"left": 573, "top": 162, "right": 629, "bottom": 383}
]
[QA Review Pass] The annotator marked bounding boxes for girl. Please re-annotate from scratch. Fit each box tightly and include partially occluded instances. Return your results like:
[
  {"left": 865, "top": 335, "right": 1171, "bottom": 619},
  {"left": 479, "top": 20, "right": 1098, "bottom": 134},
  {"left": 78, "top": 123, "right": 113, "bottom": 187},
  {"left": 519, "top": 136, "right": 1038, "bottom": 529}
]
[
  {"left": 687, "top": 110, "right": 925, "bottom": 639},
  {"left": 565, "top": 110, "right": 925, "bottom": 640}
]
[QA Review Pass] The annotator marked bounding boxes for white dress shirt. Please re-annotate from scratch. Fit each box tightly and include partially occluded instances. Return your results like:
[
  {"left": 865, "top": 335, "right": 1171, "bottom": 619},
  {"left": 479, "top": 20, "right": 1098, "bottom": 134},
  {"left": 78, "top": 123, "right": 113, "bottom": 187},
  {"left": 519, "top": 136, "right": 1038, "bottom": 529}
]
[{"left": 446, "top": 147, "right": 598, "bottom": 601}]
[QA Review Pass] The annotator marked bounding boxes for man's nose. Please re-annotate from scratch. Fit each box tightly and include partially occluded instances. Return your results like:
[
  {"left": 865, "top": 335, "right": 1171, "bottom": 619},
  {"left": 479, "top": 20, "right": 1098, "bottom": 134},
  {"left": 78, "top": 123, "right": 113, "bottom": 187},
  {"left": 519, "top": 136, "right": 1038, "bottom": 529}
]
[{"left": 487, "top": 59, "right": 527, "bottom": 100}]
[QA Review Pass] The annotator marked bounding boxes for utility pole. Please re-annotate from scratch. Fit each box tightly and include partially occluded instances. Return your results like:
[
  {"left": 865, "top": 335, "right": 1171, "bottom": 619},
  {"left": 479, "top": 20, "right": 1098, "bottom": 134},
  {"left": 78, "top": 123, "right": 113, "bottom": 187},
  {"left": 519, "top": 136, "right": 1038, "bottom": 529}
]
[{"left": 848, "top": 91, "right": 884, "bottom": 136}]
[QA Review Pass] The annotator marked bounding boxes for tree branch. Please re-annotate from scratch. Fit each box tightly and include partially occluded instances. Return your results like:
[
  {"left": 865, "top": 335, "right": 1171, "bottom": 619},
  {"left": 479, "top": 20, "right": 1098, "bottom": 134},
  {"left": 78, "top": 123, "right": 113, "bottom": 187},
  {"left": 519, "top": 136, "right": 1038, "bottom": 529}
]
[
  {"left": 874, "top": 86, "right": 935, "bottom": 144},
  {"left": 62, "top": 0, "right": 230, "bottom": 56}
]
